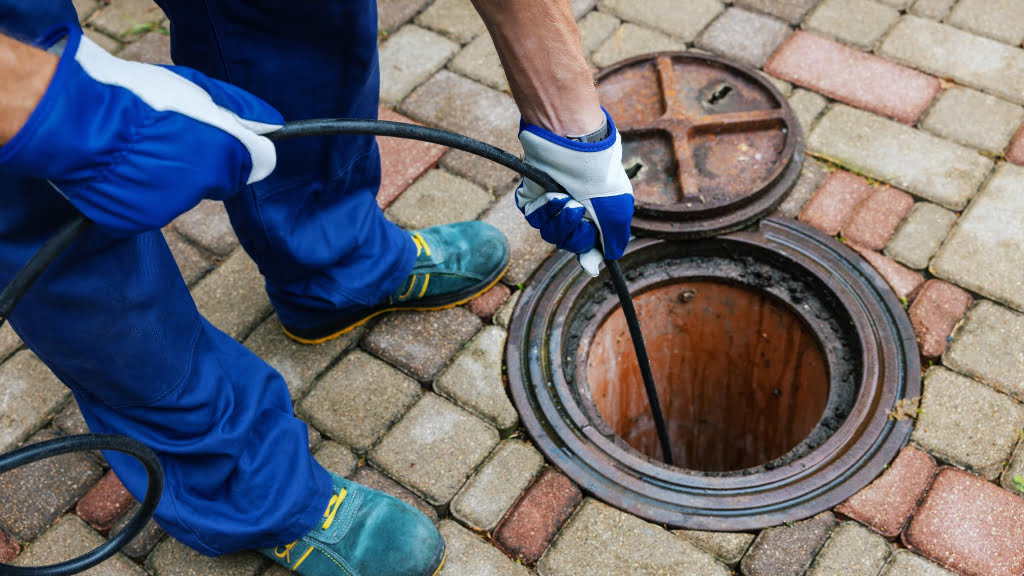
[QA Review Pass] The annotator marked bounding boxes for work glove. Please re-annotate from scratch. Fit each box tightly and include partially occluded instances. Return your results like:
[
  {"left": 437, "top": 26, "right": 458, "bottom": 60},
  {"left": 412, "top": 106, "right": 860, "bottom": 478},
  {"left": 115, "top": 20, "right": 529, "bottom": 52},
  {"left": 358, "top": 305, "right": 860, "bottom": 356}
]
[
  {"left": 0, "top": 24, "right": 282, "bottom": 238},
  {"left": 515, "top": 109, "right": 634, "bottom": 277}
]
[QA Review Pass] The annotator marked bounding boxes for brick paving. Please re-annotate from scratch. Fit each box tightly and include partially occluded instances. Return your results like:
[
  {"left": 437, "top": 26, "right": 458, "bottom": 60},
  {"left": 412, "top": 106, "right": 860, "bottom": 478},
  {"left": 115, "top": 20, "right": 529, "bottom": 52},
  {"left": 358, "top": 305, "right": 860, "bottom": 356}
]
[{"left": 7, "top": 2, "right": 1024, "bottom": 575}]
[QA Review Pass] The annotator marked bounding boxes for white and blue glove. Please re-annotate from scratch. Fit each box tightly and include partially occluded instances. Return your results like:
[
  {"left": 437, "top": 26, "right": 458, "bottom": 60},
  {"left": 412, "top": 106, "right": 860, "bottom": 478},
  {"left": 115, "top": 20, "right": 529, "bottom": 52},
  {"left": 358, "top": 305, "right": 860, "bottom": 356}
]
[
  {"left": 515, "top": 109, "right": 634, "bottom": 277},
  {"left": 0, "top": 24, "right": 282, "bottom": 238}
]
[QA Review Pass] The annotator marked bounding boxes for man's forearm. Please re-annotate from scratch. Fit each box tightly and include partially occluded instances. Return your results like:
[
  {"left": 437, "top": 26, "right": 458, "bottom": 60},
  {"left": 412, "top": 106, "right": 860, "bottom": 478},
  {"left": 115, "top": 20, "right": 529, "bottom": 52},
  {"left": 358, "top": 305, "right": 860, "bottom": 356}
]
[
  {"left": 0, "top": 34, "right": 58, "bottom": 146},
  {"left": 470, "top": 0, "right": 604, "bottom": 137}
]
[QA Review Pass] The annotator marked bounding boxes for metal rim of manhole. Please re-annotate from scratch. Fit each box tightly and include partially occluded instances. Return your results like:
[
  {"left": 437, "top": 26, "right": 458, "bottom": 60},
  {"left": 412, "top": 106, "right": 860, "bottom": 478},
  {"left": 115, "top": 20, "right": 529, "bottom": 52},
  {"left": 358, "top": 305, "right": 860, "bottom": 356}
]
[
  {"left": 507, "top": 217, "right": 921, "bottom": 531},
  {"left": 599, "top": 51, "right": 804, "bottom": 238}
]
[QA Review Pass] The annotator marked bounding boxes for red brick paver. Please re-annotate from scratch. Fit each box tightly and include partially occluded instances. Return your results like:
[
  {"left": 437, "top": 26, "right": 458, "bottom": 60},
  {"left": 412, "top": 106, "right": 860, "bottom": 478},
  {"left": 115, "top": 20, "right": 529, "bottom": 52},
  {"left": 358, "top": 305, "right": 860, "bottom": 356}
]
[
  {"left": 76, "top": 471, "right": 136, "bottom": 533},
  {"left": 493, "top": 468, "right": 583, "bottom": 564},
  {"left": 908, "top": 280, "right": 973, "bottom": 359},
  {"left": 466, "top": 283, "right": 511, "bottom": 323},
  {"left": 0, "top": 528, "right": 18, "bottom": 563},
  {"left": 377, "top": 107, "right": 448, "bottom": 210},
  {"left": 848, "top": 243, "right": 925, "bottom": 303},
  {"left": 1005, "top": 123, "right": 1024, "bottom": 166},
  {"left": 766, "top": 31, "right": 940, "bottom": 125},
  {"left": 799, "top": 170, "right": 875, "bottom": 236},
  {"left": 835, "top": 445, "right": 937, "bottom": 538},
  {"left": 842, "top": 186, "right": 915, "bottom": 251},
  {"left": 905, "top": 468, "right": 1024, "bottom": 576}
]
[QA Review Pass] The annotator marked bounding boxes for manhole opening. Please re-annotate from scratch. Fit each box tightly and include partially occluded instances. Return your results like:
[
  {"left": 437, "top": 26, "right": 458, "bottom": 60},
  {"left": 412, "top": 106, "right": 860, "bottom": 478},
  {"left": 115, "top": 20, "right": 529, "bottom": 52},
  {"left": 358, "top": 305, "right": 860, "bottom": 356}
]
[{"left": 586, "top": 280, "right": 829, "bottom": 472}]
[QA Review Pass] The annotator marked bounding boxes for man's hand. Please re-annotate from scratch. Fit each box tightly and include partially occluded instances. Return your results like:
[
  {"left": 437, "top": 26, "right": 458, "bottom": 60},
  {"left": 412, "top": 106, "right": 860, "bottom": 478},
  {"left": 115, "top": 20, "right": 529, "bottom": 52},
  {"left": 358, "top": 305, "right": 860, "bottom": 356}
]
[{"left": 0, "top": 25, "right": 282, "bottom": 237}]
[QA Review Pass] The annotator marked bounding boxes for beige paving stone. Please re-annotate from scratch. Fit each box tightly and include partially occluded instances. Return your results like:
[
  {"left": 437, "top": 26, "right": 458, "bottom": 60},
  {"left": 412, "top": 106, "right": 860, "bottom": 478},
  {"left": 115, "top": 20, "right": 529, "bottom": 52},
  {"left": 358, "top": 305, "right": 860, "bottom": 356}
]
[
  {"left": 74, "top": 0, "right": 100, "bottom": 20},
  {"left": 363, "top": 306, "right": 483, "bottom": 382},
  {"left": 386, "top": 170, "right": 493, "bottom": 230},
  {"left": 450, "top": 439, "right": 545, "bottom": 531},
  {"left": 696, "top": 7, "right": 792, "bottom": 68},
  {"left": 379, "top": 25, "right": 459, "bottom": 106},
  {"left": 378, "top": 0, "right": 432, "bottom": 33},
  {"left": 931, "top": 163, "right": 1024, "bottom": 311},
  {"left": 313, "top": 441, "right": 359, "bottom": 478},
  {"left": 948, "top": 0, "right": 1024, "bottom": 46},
  {"left": 884, "top": 202, "right": 957, "bottom": 270},
  {"left": 806, "top": 522, "right": 890, "bottom": 576},
  {"left": 573, "top": 0, "right": 598, "bottom": 19},
  {"left": 434, "top": 326, "right": 517, "bottom": 433},
  {"left": 449, "top": 34, "right": 508, "bottom": 92},
  {"left": 599, "top": 0, "right": 723, "bottom": 41},
  {"left": 492, "top": 289, "right": 521, "bottom": 329},
  {"left": 881, "top": 549, "right": 956, "bottom": 576},
  {"left": 1000, "top": 440, "right": 1024, "bottom": 496},
  {"left": 880, "top": 16, "right": 1024, "bottom": 106},
  {"left": 173, "top": 200, "right": 237, "bottom": 257},
  {"left": 921, "top": 88, "right": 1024, "bottom": 154},
  {"left": 804, "top": 0, "right": 900, "bottom": 50},
  {"left": 0, "top": 351, "right": 68, "bottom": 453},
  {"left": 192, "top": 249, "right": 272, "bottom": 341},
  {"left": 774, "top": 158, "right": 829, "bottom": 218},
  {"left": 734, "top": 0, "right": 822, "bottom": 24},
  {"left": 788, "top": 89, "right": 829, "bottom": 134},
  {"left": 591, "top": 24, "right": 687, "bottom": 69},
  {"left": 909, "top": 0, "right": 955, "bottom": 20},
  {"left": 578, "top": 10, "right": 621, "bottom": 56},
  {"left": 0, "top": 323, "right": 21, "bottom": 362},
  {"left": 808, "top": 105, "right": 993, "bottom": 210},
  {"left": 89, "top": 0, "right": 165, "bottom": 39},
  {"left": 741, "top": 512, "right": 837, "bottom": 576},
  {"left": 481, "top": 192, "right": 555, "bottom": 286},
  {"left": 146, "top": 538, "right": 264, "bottom": 576},
  {"left": 438, "top": 520, "right": 530, "bottom": 576},
  {"left": 118, "top": 30, "right": 171, "bottom": 64},
  {"left": 414, "top": 0, "right": 485, "bottom": 43},
  {"left": 876, "top": 0, "right": 911, "bottom": 8},
  {"left": 943, "top": 300, "right": 1024, "bottom": 402},
  {"left": 911, "top": 367, "right": 1024, "bottom": 480},
  {"left": 674, "top": 530, "right": 755, "bottom": 567},
  {"left": 163, "top": 228, "right": 214, "bottom": 287},
  {"left": 84, "top": 27, "right": 121, "bottom": 54},
  {"left": 12, "top": 516, "right": 144, "bottom": 576}
]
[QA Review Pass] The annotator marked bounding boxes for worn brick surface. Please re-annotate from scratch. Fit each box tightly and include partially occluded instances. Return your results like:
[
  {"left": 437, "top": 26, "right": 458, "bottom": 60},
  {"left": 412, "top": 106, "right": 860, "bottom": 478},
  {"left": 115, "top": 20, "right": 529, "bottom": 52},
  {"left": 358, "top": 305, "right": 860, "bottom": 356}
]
[
  {"left": 379, "top": 25, "right": 459, "bottom": 106},
  {"left": 350, "top": 466, "right": 439, "bottom": 523},
  {"left": 1002, "top": 442, "right": 1024, "bottom": 496},
  {"left": 466, "top": 283, "right": 511, "bottom": 322},
  {"left": 883, "top": 202, "right": 957, "bottom": 270},
  {"left": 905, "top": 468, "right": 1024, "bottom": 576},
  {"left": 806, "top": 521, "right": 890, "bottom": 576},
  {"left": 0, "top": 528, "right": 19, "bottom": 564},
  {"left": 591, "top": 24, "right": 687, "bottom": 69},
  {"left": 0, "top": 351, "right": 69, "bottom": 453},
  {"left": 931, "top": 164, "right": 1024, "bottom": 312},
  {"left": 775, "top": 159, "right": 829, "bottom": 218},
  {"left": 386, "top": 169, "right": 493, "bottom": 230},
  {"left": 674, "top": 530, "right": 755, "bottom": 567},
  {"left": 299, "top": 350, "right": 421, "bottom": 452},
  {"left": 0, "top": 323, "right": 21, "bottom": 363},
  {"left": 363, "top": 306, "right": 482, "bottom": 382},
  {"left": 147, "top": 538, "right": 264, "bottom": 576},
  {"left": 881, "top": 549, "right": 956, "bottom": 576},
  {"left": 371, "top": 393, "right": 499, "bottom": 506},
  {"left": 1006, "top": 124, "right": 1024, "bottom": 165},
  {"left": 449, "top": 34, "right": 508, "bottom": 92},
  {"left": 538, "top": 499, "right": 729, "bottom": 576},
  {"left": 493, "top": 468, "right": 583, "bottom": 565},
  {"left": 90, "top": 0, "right": 164, "bottom": 38},
  {"left": 438, "top": 520, "right": 530, "bottom": 576},
  {"left": 377, "top": 107, "right": 448, "bottom": 210},
  {"left": 909, "top": 0, "right": 955, "bottom": 19},
  {"left": 734, "top": 0, "right": 820, "bottom": 24},
  {"left": 173, "top": 200, "right": 237, "bottom": 257},
  {"left": 911, "top": 367, "right": 1024, "bottom": 479},
  {"left": 922, "top": 88, "right": 1024, "bottom": 154},
  {"left": 12, "top": 516, "right": 144, "bottom": 576},
  {"left": 787, "top": 89, "right": 829, "bottom": 134},
  {"left": 880, "top": 16, "right": 1024, "bottom": 106},
  {"left": 414, "top": 0, "right": 485, "bottom": 43},
  {"left": 948, "top": 0, "right": 1024, "bottom": 46},
  {"left": 109, "top": 502, "right": 166, "bottom": 559},
  {"left": 0, "top": 430, "right": 103, "bottom": 543},
  {"left": 450, "top": 439, "right": 545, "bottom": 532},
  {"left": 578, "top": 11, "right": 621, "bottom": 56},
  {"left": 313, "top": 441, "right": 359, "bottom": 478},
  {"left": 808, "top": 105, "right": 993, "bottom": 211},
  {"left": 943, "top": 300, "right": 1024, "bottom": 401},
  {"left": 908, "top": 280, "right": 972, "bottom": 359},
  {"left": 599, "top": 0, "right": 723, "bottom": 41},
  {"left": 798, "top": 170, "right": 875, "bottom": 236},
  {"left": 434, "top": 326, "right": 516, "bottom": 433},
  {"left": 481, "top": 193, "right": 555, "bottom": 285},
  {"left": 696, "top": 8, "right": 791, "bottom": 68},
  {"left": 767, "top": 32, "right": 940, "bottom": 125},
  {"left": 192, "top": 250, "right": 272, "bottom": 341},
  {"left": 804, "top": 0, "right": 900, "bottom": 50},
  {"left": 836, "top": 445, "right": 937, "bottom": 537},
  {"left": 400, "top": 71, "right": 521, "bottom": 189},
  {"left": 378, "top": 0, "right": 431, "bottom": 33},
  {"left": 739, "top": 512, "right": 836, "bottom": 576},
  {"left": 843, "top": 186, "right": 914, "bottom": 250},
  {"left": 118, "top": 30, "right": 171, "bottom": 64},
  {"left": 76, "top": 471, "right": 135, "bottom": 532},
  {"left": 163, "top": 229, "right": 214, "bottom": 287}
]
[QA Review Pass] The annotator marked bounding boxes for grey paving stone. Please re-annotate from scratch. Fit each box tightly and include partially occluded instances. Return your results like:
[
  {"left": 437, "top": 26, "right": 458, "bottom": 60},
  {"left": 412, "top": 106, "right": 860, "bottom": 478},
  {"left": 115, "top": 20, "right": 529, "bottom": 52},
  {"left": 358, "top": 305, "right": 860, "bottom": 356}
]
[
  {"left": 909, "top": 0, "right": 955, "bottom": 19},
  {"left": 578, "top": 10, "right": 621, "bottom": 56},
  {"left": 804, "top": 0, "right": 900, "bottom": 50},
  {"left": 379, "top": 25, "right": 459, "bottom": 106},
  {"left": 696, "top": 8, "right": 791, "bottom": 68},
  {"left": 0, "top": 351, "right": 69, "bottom": 453},
  {"left": 806, "top": 521, "right": 890, "bottom": 576},
  {"left": 739, "top": 512, "right": 836, "bottom": 576},
  {"left": 109, "top": 502, "right": 167, "bottom": 559},
  {"left": 438, "top": 520, "right": 530, "bottom": 576},
  {"left": 363, "top": 306, "right": 483, "bottom": 382},
  {"left": 674, "top": 530, "right": 755, "bottom": 567},
  {"left": 349, "top": 466, "right": 438, "bottom": 523},
  {"left": 876, "top": 0, "right": 910, "bottom": 8},
  {"left": 0, "top": 323, "right": 21, "bottom": 362},
  {"left": 84, "top": 27, "right": 122, "bottom": 54},
  {"left": 192, "top": 249, "right": 272, "bottom": 341},
  {"left": 147, "top": 538, "right": 264, "bottom": 576},
  {"left": 12, "top": 516, "right": 144, "bottom": 576},
  {"left": 788, "top": 89, "right": 829, "bottom": 135},
  {"left": 492, "top": 289, "right": 521, "bottom": 330},
  {"left": 911, "top": 366, "right": 1024, "bottom": 479},
  {"left": 370, "top": 393, "right": 499, "bottom": 506},
  {"left": 881, "top": 549, "right": 956, "bottom": 576},
  {"left": 482, "top": 192, "right": 555, "bottom": 286},
  {"left": 298, "top": 350, "right": 421, "bottom": 453},
  {"left": 808, "top": 105, "right": 993, "bottom": 211},
  {"left": 414, "top": 0, "right": 485, "bottom": 43},
  {"left": 539, "top": 499, "right": 730, "bottom": 576},
  {"left": 599, "top": 0, "right": 724, "bottom": 41},
  {"left": 573, "top": 0, "right": 598, "bottom": 18},
  {"left": 435, "top": 326, "right": 517, "bottom": 433},
  {"left": 948, "top": 0, "right": 1024, "bottom": 46},
  {"left": 163, "top": 229, "right": 214, "bottom": 287},
  {"left": 313, "top": 441, "right": 359, "bottom": 478},
  {"left": 591, "top": 23, "right": 687, "bottom": 69},
  {"left": 118, "top": 30, "right": 172, "bottom": 65},
  {"left": 449, "top": 34, "right": 508, "bottom": 92},
  {"left": 450, "top": 439, "right": 545, "bottom": 531},
  {"left": 172, "top": 200, "right": 237, "bottom": 257},
  {"left": 53, "top": 401, "right": 91, "bottom": 438},
  {"left": 0, "top": 430, "right": 103, "bottom": 543},
  {"left": 931, "top": 163, "right": 1024, "bottom": 311},
  {"left": 943, "top": 300, "right": 1024, "bottom": 402},
  {"left": 74, "top": 0, "right": 100, "bottom": 20},
  {"left": 400, "top": 71, "right": 522, "bottom": 189},
  {"left": 880, "top": 16, "right": 1024, "bottom": 106},
  {"left": 378, "top": 0, "right": 432, "bottom": 33},
  {"left": 734, "top": 0, "right": 821, "bottom": 24},
  {"left": 775, "top": 159, "right": 830, "bottom": 219},
  {"left": 921, "top": 88, "right": 1024, "bottom": 154},
  {"left": 242, "top": 314, "right": 358, "bottom": 400},
  {"left": 90, "top": 0, "right": 165, "bottom": 39},
  {"left": 884, "top": 202, "right": 957, "bottom": 270},
  {"left": 386, "top": 170, "right": 494, "bottom": 230}
]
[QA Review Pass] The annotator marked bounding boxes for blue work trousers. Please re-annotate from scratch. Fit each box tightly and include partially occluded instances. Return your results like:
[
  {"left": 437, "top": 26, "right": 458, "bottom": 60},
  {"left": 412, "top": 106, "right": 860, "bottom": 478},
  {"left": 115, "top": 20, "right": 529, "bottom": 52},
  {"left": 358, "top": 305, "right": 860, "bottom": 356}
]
[{"left": 0, "top": 0, "right": 416, "bottom": 555}]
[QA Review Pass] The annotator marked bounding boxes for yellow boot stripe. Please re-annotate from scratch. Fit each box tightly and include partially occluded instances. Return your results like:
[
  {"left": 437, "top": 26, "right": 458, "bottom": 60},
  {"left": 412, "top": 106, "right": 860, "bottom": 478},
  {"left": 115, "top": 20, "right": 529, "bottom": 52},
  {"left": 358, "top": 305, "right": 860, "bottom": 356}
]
[
  {"left": 397, "top": 275, "right": 417, "bottom": 301},
  {"left": 419, "top": 274, "right": 430, "bottom": 299},
  {"left": 292, "top": 545, "right": 315, "bottom": 570}
]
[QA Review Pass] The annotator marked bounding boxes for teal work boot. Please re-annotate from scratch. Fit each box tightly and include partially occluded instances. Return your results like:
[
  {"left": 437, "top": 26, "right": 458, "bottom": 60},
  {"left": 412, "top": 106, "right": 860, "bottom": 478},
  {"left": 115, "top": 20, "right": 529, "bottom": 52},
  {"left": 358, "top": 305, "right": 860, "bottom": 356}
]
[
  {"left": 260, "top": 473, "right": 446, "bottom": 576},
  {"left": 283, "top": 221, "right": 510, "bottom": 344}
]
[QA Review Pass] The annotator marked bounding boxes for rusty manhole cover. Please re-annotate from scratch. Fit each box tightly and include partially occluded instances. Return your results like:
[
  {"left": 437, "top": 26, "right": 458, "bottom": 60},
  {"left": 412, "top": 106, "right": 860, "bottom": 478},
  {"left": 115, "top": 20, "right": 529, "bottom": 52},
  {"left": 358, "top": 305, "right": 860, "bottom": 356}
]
[{"left": 599, "top": 52, "right": 803, "bottom": 237}]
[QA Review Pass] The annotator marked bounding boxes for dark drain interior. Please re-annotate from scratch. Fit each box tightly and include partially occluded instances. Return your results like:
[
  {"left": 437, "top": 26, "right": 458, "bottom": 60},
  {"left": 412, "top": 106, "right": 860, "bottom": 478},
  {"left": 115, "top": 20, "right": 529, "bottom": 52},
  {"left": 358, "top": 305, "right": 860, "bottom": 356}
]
[{"left": 586, "top": 280, "right": 829, "bottom": 472}]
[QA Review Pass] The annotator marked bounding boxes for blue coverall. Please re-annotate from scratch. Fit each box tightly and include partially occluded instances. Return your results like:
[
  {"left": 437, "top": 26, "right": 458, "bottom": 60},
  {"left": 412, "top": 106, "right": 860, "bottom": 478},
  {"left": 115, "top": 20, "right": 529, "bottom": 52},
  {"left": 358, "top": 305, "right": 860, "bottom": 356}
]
[{"left": 0, "top": 0, "right": 415, "bottom": 556}]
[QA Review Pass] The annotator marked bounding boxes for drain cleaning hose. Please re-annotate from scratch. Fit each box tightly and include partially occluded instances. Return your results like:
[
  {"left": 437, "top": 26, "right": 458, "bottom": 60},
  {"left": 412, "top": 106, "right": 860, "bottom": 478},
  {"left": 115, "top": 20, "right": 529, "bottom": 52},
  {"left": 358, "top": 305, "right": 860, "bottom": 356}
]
[{"left": 0, "top": 118, "right": 674, "bottom": 576}]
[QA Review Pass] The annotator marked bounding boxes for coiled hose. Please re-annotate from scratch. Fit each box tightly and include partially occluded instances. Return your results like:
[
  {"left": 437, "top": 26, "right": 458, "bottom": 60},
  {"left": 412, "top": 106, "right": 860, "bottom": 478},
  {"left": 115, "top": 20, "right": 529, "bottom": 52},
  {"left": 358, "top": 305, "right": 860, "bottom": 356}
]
[{"left": 0, "top": 118, "right": 672, "bottom": 576}]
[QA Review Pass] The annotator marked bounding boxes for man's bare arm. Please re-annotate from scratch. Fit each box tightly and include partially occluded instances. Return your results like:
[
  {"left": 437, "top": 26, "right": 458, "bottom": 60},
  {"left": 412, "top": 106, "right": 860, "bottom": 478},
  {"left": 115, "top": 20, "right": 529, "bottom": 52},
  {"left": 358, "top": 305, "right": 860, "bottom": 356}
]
[
  {"left": 0, "top": 34, "right": 58, "bottom": 145},
  {"left": 470, "top": 0, "right": 604, "bottom": 137}
]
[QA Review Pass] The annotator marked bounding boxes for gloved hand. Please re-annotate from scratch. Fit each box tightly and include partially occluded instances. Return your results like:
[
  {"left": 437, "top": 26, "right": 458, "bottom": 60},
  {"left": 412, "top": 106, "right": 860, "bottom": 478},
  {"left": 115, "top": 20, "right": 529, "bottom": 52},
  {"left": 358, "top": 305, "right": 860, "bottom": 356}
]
[
  {"left": 0, "top": 24, "right": 282, "bottom": 238},
  {"left": 515, "top": 109, "right": 634, "bottom": 277}
]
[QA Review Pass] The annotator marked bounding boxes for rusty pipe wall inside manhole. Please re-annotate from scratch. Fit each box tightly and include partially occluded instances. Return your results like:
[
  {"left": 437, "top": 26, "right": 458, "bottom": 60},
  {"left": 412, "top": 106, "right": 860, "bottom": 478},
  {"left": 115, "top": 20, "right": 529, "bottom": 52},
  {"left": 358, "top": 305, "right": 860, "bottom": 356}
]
[{"left": 507, "top": 218, "right": 920, "bottom": 531}]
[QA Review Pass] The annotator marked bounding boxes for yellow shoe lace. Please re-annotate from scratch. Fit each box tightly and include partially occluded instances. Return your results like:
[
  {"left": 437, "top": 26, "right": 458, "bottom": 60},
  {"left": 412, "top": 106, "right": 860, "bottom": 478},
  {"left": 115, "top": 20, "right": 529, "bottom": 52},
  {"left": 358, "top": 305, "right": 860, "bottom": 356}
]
[
  {"left": 412, "top": 232, "right": 431, "bottom": 257},
  {"left": 272, "top": 488, "right": 347, "bottom": 571},
  {"left": 322, "top": 488, "right": 347, "bottom": 530}
]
